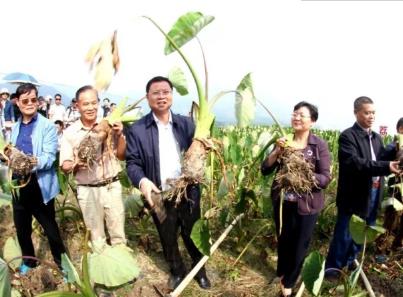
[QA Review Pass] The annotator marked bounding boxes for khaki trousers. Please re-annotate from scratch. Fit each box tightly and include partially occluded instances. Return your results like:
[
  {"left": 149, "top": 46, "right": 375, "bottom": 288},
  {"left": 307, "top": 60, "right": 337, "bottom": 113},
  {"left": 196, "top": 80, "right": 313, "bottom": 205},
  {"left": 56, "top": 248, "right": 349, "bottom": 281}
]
[{"left": 77, "top": 181, "right": 126, "bottom": 245}]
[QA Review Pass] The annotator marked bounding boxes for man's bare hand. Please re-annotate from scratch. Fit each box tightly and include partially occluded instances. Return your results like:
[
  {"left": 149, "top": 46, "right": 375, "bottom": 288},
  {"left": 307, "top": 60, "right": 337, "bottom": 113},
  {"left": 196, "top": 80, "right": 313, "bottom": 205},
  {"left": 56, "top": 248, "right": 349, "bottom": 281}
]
[
  {"left": 140, "top": 178, "right": 161, "bottom": 208},
  {"left": 390, "top": 161, "right": 402, "bottom": 175},
  {"left": 112, "top": 122, "right": 124, "bottom": 137}
]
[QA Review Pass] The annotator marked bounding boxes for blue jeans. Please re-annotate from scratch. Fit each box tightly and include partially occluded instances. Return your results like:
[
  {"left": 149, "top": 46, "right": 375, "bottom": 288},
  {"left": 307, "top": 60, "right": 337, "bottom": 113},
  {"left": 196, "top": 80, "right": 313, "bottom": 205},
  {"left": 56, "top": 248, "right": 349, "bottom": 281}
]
[{"left": 326, "top": 188, "right": 379, "bottom": 272}]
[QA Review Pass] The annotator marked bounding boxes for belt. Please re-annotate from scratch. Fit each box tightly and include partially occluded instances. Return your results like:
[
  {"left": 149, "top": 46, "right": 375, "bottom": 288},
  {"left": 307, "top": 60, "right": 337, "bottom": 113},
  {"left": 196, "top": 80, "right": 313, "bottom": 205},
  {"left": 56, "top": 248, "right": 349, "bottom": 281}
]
[
  {"left": 78, "top": 175, "right": 120, "bottom": 187},
  {"left": 372, "top": 180, "right": 380, "bottom": 189}
]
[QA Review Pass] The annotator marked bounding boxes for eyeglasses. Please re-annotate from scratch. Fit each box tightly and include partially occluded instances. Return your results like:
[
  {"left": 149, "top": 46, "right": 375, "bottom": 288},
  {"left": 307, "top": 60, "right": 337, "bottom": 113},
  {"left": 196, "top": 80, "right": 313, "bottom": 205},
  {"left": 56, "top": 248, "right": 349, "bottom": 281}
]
[
  {"left": 149, "top": 90, "right": 172, "bottom": 97},
  {"left": 55, "top": 98, "right": 61, "bottom": 101},
  {"left": 20, "top": 98, "right": 38, "bottom": 105},
  {"left": 291, "top": 112, "right": 311, "bottom": 119}
]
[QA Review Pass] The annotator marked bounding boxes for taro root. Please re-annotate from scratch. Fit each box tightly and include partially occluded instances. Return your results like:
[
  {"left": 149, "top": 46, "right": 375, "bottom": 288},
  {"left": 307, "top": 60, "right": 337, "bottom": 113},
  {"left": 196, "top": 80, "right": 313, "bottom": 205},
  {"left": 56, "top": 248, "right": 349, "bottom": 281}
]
[
  {"left": 76, "top": 134, "right": 99, "bottom": 166},
  {"left": 165, "top": 138, "right": 213, "bottom": 205},
  {"left": 3, "top": 144, "right": 35, "bottom": 177},
  {"left": 275, "top": 147, "right": 317, "bottom": 194}
]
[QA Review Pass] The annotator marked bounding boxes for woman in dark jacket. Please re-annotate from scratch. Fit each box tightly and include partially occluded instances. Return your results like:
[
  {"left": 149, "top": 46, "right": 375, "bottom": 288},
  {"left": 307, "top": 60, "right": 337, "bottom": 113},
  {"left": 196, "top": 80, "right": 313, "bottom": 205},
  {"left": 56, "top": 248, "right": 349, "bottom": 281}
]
[{"left": 261, "top": 101, "right": 331, "bottom": 297}]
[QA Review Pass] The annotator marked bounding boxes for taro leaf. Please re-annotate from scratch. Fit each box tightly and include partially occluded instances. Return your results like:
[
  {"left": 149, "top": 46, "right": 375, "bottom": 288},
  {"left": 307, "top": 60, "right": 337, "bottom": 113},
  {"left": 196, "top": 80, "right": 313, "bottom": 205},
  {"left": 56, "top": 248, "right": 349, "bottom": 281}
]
[
  {"left": 0, "top": 257, "right": 11, "bottom": 297},
  {"left": 124, "top": 192, "right": 144, "bottom": 218},
  {"left": 257, "top": 131, "right": 273, "bottom": 148},
  {"left": 381, "top": 197, "right": 403, "bottom": 211},
  {"left": 235, "top": 73, "right": 256, "bottom": 128},
  {"left": 88, "top": 244, "right": 140, "bottom": 287},
  {"left": 301, "top": 251, "right": 325, "bottom": 296},
  {"left": 118, "top": 170, "right": 132, "bottom": 188},
  {"left": 61, "top": 253, "right": 83, "bottom": 287},
  {"left": 230, "top": 143, "right": 242, "bottom": 165},
  {"left": 0, "top": 192, "right": 11, "bottom": 207},
  {"left": 164, "top": 12, "right": 214, "bottom": 55},
  {"left": 57, "top": 167, "right": 68, "bottom": 195},
  {"left": 168, "top": 67, "right": 188, "bottom": 95},
  {"left": 217, "top": 171, "right": 234, "bottom": 200},
  {"left": 349, "top": 215, "right": 385, "bottom": 244},
  {"left": 191, "top": 219, "right": 211, "bottom": 256},
  {"left": 106, "top": 97, "right": 129, "bottom": 125},
  {"left": 3, "top": 237, "right": 22, "bottom": 271}
]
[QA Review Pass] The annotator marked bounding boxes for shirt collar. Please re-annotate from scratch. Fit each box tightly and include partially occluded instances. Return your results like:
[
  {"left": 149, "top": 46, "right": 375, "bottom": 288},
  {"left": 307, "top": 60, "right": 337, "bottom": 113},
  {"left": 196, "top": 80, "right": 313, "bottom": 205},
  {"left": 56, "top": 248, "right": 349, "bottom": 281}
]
[
  {"left": 78, "top": 119, "right": 99, "bottom": 131},
  {"left": 356, "top": 122, "right": 371, "bottom": 133},
  {"left": 21, "top": 113, "right": 38, "bottom": 125},
  {"left": 152, "top": 111, "right": 172, "bottom": 125}
]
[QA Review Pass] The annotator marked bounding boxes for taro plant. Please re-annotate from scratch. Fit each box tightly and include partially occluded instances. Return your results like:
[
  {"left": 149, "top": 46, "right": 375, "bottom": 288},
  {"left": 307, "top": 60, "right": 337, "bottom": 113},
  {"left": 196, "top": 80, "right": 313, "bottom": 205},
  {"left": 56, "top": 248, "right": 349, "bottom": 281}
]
[
  {"left": 302, "top": 214, "right": 385, "bottom": 297},
  {"left": 36, "top": 240, "right": 139, "bottom": 297}
]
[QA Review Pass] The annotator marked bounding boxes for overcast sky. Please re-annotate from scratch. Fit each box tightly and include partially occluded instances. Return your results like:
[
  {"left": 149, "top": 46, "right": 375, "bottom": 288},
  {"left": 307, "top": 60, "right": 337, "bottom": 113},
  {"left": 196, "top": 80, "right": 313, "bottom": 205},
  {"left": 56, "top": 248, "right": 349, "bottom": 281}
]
[{"left": 1, "top": 0, "right": 403, "bottom": 132}]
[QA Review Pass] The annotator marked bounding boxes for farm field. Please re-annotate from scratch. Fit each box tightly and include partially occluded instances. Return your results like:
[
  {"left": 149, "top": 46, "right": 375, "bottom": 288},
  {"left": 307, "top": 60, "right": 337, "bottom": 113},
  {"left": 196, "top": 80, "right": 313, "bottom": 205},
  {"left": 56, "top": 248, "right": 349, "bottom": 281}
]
[{"left": 0, "top": 125, "right": 401, "bottom": 297}]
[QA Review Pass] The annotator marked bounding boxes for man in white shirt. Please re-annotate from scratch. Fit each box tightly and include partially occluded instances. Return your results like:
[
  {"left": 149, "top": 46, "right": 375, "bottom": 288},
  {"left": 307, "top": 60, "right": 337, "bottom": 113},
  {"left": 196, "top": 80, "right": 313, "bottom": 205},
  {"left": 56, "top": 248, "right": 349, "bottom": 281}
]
[
  {"left": 48, "top": 93, "right": 66, "bottom": 122},
  {"left": 126, "top": 76, "right": 211, "bottom": 290}
]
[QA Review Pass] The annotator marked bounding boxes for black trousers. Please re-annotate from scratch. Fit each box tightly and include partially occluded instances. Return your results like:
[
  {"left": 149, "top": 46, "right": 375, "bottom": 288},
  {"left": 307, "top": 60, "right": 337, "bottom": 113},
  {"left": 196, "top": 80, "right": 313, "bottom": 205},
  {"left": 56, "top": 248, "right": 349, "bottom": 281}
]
[
  {"left": 152, "top": 185, "right": 205, "bottom": 278},
  {"left": 274, "top": 200, "right": 318, "bottom": 288},
  {"left": 12, "top": 176, "right": 66, "bottom": 268}
]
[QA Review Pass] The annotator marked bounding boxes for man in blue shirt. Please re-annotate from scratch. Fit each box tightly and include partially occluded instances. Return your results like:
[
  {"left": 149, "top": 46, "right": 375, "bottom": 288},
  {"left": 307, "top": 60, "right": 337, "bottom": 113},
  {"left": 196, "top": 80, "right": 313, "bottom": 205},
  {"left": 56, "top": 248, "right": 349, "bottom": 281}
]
[{"left": 10, "top": 83, "right": 66, "bottom": 274}]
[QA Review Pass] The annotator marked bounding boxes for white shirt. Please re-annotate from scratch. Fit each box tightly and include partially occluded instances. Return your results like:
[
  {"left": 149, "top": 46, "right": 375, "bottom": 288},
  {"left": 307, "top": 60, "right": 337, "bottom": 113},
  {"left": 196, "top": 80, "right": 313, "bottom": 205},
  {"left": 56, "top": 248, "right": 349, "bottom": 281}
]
[
  {"left": 49, "top": 104, "right": 66, "bottom": 122},
  {"left": 153, "top": 112, "right": 182, "bottom": 190}
]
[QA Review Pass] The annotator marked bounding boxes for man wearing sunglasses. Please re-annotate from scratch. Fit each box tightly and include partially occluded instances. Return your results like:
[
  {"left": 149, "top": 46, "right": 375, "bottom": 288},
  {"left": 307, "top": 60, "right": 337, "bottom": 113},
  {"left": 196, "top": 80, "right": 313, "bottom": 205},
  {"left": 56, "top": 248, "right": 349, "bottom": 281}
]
[
  {"left": 48, "top": 93, "right": 66, "bottom": 122},
  {"left": 10, "top": 83, "right": 66, "bottom": 275}
]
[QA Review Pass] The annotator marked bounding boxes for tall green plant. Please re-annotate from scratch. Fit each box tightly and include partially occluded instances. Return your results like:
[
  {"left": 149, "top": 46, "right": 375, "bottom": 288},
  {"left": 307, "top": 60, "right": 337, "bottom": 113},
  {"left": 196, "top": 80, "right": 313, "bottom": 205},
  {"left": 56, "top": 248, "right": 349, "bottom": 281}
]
[{"left": 143, "top": 12, "right": 257, "bottom": 255}]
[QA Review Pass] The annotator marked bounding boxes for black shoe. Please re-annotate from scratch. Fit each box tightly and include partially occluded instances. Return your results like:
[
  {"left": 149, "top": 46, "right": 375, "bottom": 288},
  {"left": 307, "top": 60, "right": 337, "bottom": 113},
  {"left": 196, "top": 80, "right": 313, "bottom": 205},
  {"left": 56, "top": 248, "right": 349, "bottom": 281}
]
[
  {"left": 168, "top": 275, "right": 184, "bottom": 290},
  {"left": 194, "top": 275, "right": 211, "bottom": 289}
]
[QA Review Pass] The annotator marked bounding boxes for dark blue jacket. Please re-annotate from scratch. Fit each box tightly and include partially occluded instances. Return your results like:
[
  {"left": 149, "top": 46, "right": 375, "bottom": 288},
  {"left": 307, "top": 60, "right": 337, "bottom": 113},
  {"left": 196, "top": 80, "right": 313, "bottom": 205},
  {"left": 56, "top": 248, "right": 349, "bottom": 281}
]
[
  {"left": 336, "top": 122, "right": 396, "bottom": 216},
  {"left": 126, "top": 111, "right": 195, "bottom": 190}
]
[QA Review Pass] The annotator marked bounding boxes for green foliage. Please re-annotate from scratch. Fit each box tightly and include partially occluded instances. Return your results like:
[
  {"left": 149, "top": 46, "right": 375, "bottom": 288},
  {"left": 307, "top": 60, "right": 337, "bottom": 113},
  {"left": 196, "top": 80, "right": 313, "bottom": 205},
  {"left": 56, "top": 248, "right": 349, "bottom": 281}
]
[
  {"left": 118, "top": 169, "right": 132, "bottom": 189},
  {"left": 57, "top": 167, "right": 69, "bottom": 195},
  {"left": 163, "top": 12, "right": 214, "bottom": 55},
  {"left": 0, "top": 192, "right": 11, "bottom": 207},
  {"left": 349, "top": 215, "right": 385, "bottom": 245},
  {"left": 302, "top": 251, "right": 325, "bottom": 296},
  {"left": 191, "top": 219, "right": 211, "bottom": 256},
  {"left": 2, "top": 237, "right": 22, "bottom": 271},
  {"left": 235, "top": 73, "right": 256, "bottom": 128},
  {"left": 0, "top": 258, "right": 11, "bottom": 297},
  {"left": 62, "top": 253, "right": 84, "bottom": 288},
  {"left": 87, "top": 243, "right": 140, "bottom": 287},
  {"left": 124, "top": 192, "right": 144, "bottom": 218},
  {"left": 217, "top": 171, "right": 234, "bottom": 200}
]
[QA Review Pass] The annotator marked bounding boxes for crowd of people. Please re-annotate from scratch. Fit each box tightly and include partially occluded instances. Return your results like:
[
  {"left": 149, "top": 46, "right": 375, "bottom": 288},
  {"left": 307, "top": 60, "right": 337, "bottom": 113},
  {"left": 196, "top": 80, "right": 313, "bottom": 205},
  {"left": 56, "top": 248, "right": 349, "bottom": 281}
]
[
  {"left": 1, "top": 78, "right": 402, "bottom": 296},
  {"left": 0, "top": 87, "right": 115, "bottom": 144}
]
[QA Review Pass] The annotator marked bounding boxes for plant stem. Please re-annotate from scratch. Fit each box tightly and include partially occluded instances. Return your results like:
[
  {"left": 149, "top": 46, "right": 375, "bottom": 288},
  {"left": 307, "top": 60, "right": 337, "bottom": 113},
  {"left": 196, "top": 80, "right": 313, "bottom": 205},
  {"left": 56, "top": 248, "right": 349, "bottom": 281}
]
[
  {"left": 233, "top": 223, "right": 270, "bottom": 266},
  {"left": 168, "top": 213, "right": 245, "bottom": 297}
]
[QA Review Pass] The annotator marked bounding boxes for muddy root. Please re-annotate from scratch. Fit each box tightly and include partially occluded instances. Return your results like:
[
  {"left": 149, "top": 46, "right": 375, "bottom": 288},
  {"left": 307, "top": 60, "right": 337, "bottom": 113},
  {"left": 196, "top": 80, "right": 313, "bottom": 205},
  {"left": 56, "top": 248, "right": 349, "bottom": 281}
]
[
  {"left": 275, "top": 147, "right": 317, "bottom": 194},
  {"left": 165, "top": 139, "right": 210, "bottom": 205},
  {"left": 4, "top": 145, "right": 35, "bottom": 177}
]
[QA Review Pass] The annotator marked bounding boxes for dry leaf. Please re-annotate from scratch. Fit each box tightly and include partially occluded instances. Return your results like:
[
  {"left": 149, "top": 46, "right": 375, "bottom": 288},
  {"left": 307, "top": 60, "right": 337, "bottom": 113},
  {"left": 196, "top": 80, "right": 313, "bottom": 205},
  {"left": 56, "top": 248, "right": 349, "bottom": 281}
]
[{"left": 85, "top": 30, "right": 120, "bottom": 92}]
